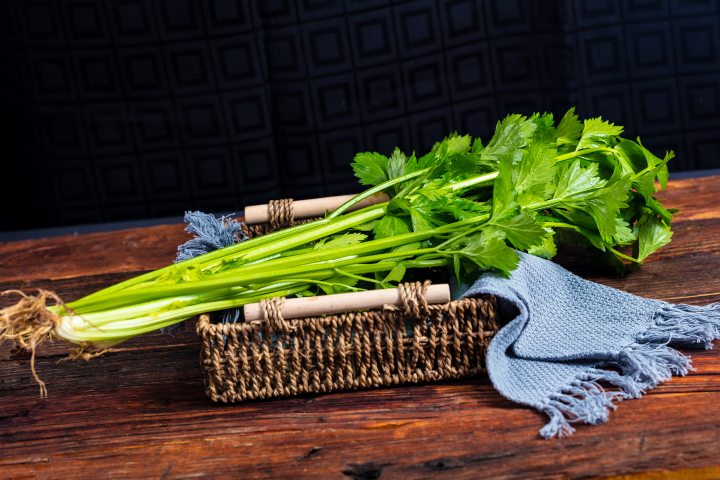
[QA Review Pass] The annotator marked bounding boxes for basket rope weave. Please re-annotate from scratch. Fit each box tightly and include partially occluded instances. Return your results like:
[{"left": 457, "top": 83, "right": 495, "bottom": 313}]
[
  {"left": 197, "top": 281, "right": 499, "bottom": 403},
  {"left": 241, "top": 198, "right": 322, "bottom": 238}
]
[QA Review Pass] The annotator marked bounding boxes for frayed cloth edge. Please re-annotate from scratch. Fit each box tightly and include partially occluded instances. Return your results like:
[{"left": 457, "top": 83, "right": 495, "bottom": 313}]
[{"left": 538, "top": 302, "right": 720, "bottom": 439}]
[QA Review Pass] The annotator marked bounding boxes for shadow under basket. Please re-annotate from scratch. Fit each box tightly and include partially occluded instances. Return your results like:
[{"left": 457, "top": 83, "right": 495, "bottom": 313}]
[{"left": 196, "top": 284, "right": 499, "bottom": 403}]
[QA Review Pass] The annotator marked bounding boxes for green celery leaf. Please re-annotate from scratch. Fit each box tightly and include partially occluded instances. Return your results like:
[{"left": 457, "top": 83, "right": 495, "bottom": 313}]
[
  {"left": 392, "top": 242, "right": 422, "bottom": 253},
  {"left": 387, "top": 196, "right": 411, "bottom": 216},
  {"left": 491, "top": 151, "right": 517, "bottom": 218},
  {"left": 613, "top": 217, "right": 635, "bottom": 245},
  {"left": 352, "top": 152, "right": 388, "bottom": 186},
  {"left": 447, "top": 153, "right": 477, "bottom": 180},
  {"left": 453, "top": 253, "right": 461, "bottom": 280},
  {"left": 632, "top": 170, "right": 658, "bottom": 203},
  {"left": 614, "top": 139, "right": 648, "bottom": 174},
  {"left": 553, "top": 159, "right": 604, "bottom": 200},
  {"left": 515, "top": 129, "right": 557, "bottom": 201},
  {"left": 408, "top": 196, "right": 448, "bottom": 231},
  {"left": 657, "top": 157, "right": 671, "bottom": 191},
  {"left": 582, "top": 173, "right": 632, "bottom": 243},
  {"left": 445, "top": 198, "right": 490, "bottom": 221},
  {"left": 318, "top": 275, "right": 360, "bottom": 295},
  {"left": 447, "top": 133, "right": 472, "bottom": 154},
  {"left": 472, "top": 137, "right": 484, "bottom": 154},
  {"left": 491, "top": 210, "right": 547, "bottom": 251},
  {"left": 316, "top": 233, "right": 368, "bottom": 251},
  {"left": 647, "top": 198, "right": 674, "bottom": 226},
  {"left": 383, "top": 264, "right": 406, "bottom": 284},
  {"left": 373, "top": 214, "right": 411, "bottom": 240},
  {"left": 460, "top": 229, "right": 519, "bottom": 274},
  {"left": 527, "top": 227, "right": 557, "bottom": 259},
  {"left": 638, "top": 138, "right": 674, "bottom": 191},
  {"left": 555, "top": 107, "right": 583, "bottom": 145},
  {"left": 416, "top": 186, "right": 446, "bottom": 201},
  {"left": 552, "top": 208, "right": 598, "bottom": 231},
  {"left": 432, "top": 132, "right": 472, "bottom": 156},
  {"left": 480, "top": 114, "right": 536, "bottom": 167},
  {"left": 410, "top": 208, "right": 437, "bottom": 232},
  {"left": 351, "top": 219, "right": 380, "bottom": 231},
  {"left": 638, "top": 218, "right": 673, "bottom": 261},
  {"left": 577, "top": 117, "right": 624, "bottom": 150},
  {"left": 387, "top": 148, "right": 408, "bottom": 182}
]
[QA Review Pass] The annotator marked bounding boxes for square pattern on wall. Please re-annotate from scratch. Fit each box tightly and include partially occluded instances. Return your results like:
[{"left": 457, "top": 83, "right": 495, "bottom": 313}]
[{"left": 1, "top": 0, "right": 719, "bottom": 231}]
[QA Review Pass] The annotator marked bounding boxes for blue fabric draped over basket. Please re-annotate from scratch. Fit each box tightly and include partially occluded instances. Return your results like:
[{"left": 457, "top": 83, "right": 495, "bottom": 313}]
[{"left": 454, "top": 252, "right": 720, "bottom": 439}]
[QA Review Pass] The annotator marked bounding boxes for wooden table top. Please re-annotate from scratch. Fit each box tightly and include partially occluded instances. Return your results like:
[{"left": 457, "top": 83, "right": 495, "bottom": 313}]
[{"left": 2, "top": 176, "right": 720, "bottom": 480}]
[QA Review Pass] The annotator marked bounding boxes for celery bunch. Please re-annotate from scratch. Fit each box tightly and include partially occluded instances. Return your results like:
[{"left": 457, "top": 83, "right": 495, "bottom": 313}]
[{"left": 2, "top": 108, "right": 676, "bottom": 359}]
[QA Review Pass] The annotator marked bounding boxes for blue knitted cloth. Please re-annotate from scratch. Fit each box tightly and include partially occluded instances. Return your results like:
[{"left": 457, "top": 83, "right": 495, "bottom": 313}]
[{"left": 453, "top": 252, "right": 720, "bottom": 439}]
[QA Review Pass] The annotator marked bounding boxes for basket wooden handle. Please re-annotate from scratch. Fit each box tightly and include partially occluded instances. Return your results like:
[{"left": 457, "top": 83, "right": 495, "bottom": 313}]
[
  {"left": 243, "top": 284, "right": 451, "bottom": 322},
  {"left": 244, "top": 192, "right": 390, "bottom": 225}
]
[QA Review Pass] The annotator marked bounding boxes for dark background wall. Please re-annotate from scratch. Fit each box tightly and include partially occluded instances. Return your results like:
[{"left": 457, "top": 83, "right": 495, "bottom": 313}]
[{"left": 1, "top": 0, "right": 719, "bottom": 233}]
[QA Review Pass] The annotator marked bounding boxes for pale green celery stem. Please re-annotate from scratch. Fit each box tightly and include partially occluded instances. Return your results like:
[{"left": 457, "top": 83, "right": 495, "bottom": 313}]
[
  {"left": 557, "top": 146, "right": 614, "bottom": 161},
  {"left": 78, "top": 281, "right": 307, "bottom": 327},
  {"left": 70, "top": 288, "right": 246, "bottom": 323},
  {"left": 238, "top": 206, "right": 388, "bottom": 262},
  {"left": 328, "top": 168, "right": 429, "bottom": 219},
  {"left": 72, "top": 243, "right": 438, "bottom": 314},
  {"left": 78, "top": 211, "right": 488, "bottom": 316},
  {"left": 207, "top": 228, "right": 439, "bottom": 281},
  {"left": 77, "top": 167, "right": 478, "bottom": 304},
  {"left": 605, "top": 246, "right": 643, "bottom": 264},
  {"left": 56, "top": 285, "right": 310, "bottom": 342},
  {"left": 75, "top": 216, "right": 329, "bottom": 304},
  {"left": 62, "top": 259, "right": 449, "bottom": 342},
  {"left": 525, "top": 198, "right": 566, "bottom": 211},
  {"left": 446, "top": 171, "right": 499, "bottom": 191},
  {"left": 543, "top": 221, "right": 642, "bottom": 264},
  {"left": 557, "top": 146, "right": 635, "bottom": 175},
  {"left": 199, "top": 202, "right": 389, "bottom": 270},
  {"left": 434, "top": 215, "right": 491, "bottom": 250},
  {"left": 71, "top": 207, "right": 389, "bottom": 313},
  {"left": 178, "top": 248, "right": 441, "bottom": 290},
  {"left": 182, "top": 213, "right": 492, "bottom": 284},
  {"left": 333, "top": 268, "right": 387, "bottom": 285}
]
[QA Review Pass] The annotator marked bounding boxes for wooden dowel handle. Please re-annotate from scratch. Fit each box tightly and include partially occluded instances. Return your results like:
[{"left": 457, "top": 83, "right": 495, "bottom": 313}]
[
  {"left": 244, "top": 193, "right": 390, "bottom": 225},
  {"left": 243, "top": 284, "right": 451, "bottom": 322}
]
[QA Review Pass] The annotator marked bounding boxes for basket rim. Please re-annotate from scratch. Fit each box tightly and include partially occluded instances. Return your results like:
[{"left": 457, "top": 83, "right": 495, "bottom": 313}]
[{"left": 196, "top": 295, "right": 494, "bottom": 335}]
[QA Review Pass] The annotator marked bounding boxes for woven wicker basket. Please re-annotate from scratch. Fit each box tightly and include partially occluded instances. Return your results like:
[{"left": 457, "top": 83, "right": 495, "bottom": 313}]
[{"left": 196, "top": 199, "right": 499, "bottom": 403}]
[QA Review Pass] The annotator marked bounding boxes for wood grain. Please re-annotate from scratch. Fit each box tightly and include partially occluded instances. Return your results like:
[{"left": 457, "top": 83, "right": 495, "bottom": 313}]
[
  {"left": 0, "top": 223, "right": 190, "bottom": 284},
  {"left": 2, "top": 177, "right": 720, "bottom": 479}
]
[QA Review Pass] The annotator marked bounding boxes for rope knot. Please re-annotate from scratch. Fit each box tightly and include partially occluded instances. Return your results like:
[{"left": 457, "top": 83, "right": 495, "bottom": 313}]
[
  {"left": 398, "top": 280, "right": 431, "bottom": 318},
  {"left": 269, "top": 198, "right": 294, "bottom": 231},
  {"left": 259, "top": 297, "right": 291, "bottom": 332}
]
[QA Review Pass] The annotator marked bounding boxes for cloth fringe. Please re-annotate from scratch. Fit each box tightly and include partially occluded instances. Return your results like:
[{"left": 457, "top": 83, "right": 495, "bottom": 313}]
[
  {"left": 162, "top": 211, "right": 246, "bottom": 335},
  {"left": 539, "top": 302, "right": 720, "bottom": 439},
  {"left": 175, "top": 211, "right": 245, "bottom": 263}
]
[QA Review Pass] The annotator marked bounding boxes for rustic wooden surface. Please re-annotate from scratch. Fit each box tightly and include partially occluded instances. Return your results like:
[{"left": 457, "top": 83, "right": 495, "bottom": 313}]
[{"left": 2, "top": 176, "right": 720, "bottom": 480}]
